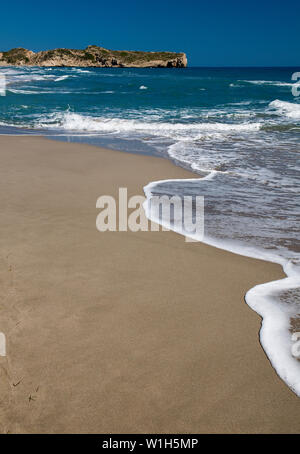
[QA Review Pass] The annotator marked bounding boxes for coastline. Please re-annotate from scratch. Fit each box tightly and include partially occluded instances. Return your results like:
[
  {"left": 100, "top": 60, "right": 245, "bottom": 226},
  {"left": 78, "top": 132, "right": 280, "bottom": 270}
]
[
  {"left": 144, "top": 177, "right": 300, "bottom": 396},
  {"left": 0, "top": 135, "right": 299, "bottom": 433}
]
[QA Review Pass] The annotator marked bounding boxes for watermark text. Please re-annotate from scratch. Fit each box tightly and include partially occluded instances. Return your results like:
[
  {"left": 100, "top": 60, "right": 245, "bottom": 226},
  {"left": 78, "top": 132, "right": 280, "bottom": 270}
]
[
  {"left": 96, "top": 188, "right": 204, "bottom": 242},
  {"left": 0, "top": 74, "right": 6, "bottom": 96},
  {"left": 291, "top": 72, "right": 300, "bottom": 97}
]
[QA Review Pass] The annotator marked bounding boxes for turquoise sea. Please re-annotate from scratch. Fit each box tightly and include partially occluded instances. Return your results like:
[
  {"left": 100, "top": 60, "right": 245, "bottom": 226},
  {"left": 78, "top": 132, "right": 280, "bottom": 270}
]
[{"left": 0, "top": 66, "right": 300, "bottom": 394}]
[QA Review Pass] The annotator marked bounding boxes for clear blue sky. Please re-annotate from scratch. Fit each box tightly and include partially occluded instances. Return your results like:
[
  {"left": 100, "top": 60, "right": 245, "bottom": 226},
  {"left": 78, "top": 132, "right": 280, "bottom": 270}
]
[{"left": 1, "top": 0, "right": 299, "bottom": 66}]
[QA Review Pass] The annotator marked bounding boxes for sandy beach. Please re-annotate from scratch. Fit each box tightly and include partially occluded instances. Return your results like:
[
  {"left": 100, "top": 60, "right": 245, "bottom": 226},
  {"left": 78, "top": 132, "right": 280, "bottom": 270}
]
[{"left": 0, "top": 135, "right": 299, "bottom": 434}]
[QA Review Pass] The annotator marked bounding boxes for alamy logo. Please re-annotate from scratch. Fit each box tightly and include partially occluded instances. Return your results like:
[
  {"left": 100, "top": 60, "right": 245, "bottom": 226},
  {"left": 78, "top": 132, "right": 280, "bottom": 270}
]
[
  {"left": 0, "top": 332, "right": 6, "bottom": 357},
  {"left": 291, "top": 72, "right": 300, "bottom": 97},
  {"left": 96, "top": 188, "right": 204, "bottom": 242},
  {"left": 0, "top": 74, "right": 6, "bottom": 96}
]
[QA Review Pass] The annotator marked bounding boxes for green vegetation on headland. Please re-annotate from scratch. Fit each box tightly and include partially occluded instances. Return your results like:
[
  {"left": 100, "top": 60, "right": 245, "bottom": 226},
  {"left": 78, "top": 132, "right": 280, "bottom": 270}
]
[
  {"left": 0, "top": 46, "right": 187, "bottom": 68},
  {"left": 1, "top": 48, "right": 30, "bottom": 64}
]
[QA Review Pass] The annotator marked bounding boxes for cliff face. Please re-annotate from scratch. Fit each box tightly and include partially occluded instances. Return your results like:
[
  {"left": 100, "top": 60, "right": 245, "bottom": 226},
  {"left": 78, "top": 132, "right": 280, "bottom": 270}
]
[{"left": 0, "top": 46, "right": 187, "bottom": 68}]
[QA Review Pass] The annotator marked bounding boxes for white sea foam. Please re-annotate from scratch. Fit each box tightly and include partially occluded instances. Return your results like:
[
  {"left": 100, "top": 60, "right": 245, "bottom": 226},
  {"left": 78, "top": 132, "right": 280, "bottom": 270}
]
[
  {"left": 34, "top": 111, "right": 262, "bottom": 139},
  {"left": 241, "top": 80, "right": 294, "bottom": 87},
  {"left": 143, "top": 176, "right": 300, "bottom": 396},
  {"left": 8, "top": 88, "right": 38, "bottom": 94},
  {"left": 269, "top": 99, "right": 300, "bottom": 119},
  {"left": 54, "top": 75, "right": 70, "bottom": 82},
  {"left": 71, "top": 68, "right": 92, "bottom": 74},
  {"left": 8, "top": 88, "right": 77, "bottom": 95}
]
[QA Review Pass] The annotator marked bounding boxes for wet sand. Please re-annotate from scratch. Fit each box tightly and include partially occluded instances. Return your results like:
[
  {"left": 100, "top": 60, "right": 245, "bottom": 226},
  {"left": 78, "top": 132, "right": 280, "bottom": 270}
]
[{"left": 0, "top": 136, "right": 299, "bottom": 433}]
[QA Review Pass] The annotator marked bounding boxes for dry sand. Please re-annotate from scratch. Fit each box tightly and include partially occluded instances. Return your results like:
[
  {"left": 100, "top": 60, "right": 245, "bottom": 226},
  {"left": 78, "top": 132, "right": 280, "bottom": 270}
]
[{"left": 0, "top": 136, "right": 299, "bottom": 433}]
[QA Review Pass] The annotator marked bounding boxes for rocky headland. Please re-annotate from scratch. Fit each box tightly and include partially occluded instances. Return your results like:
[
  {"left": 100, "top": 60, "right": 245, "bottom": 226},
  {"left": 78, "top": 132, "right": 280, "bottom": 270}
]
[{"left": 0, "top": 46, "right": 187, "bottom": 68}]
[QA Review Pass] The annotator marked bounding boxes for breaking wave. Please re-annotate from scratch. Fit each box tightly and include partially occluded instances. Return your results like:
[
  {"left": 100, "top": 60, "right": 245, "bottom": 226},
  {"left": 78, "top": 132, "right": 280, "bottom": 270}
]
[{"left": 269, "top": 99, "right": 300, "bottom": 119}]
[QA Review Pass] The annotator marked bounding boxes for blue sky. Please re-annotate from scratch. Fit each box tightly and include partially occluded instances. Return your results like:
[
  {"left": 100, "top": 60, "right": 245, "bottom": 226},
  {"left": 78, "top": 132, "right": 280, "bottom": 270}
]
[{"left": 1, "top": 0, "right": 299, "bottom": 66}]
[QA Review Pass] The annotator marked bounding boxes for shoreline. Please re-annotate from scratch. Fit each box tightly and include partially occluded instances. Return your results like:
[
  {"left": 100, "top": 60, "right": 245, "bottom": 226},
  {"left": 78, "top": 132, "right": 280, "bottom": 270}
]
[
  {"left": 144, "top": 175, "right": 300, "bottom": 396},
  {"left": 0, "top": 135, "right": 299, "bottom": 433}
]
